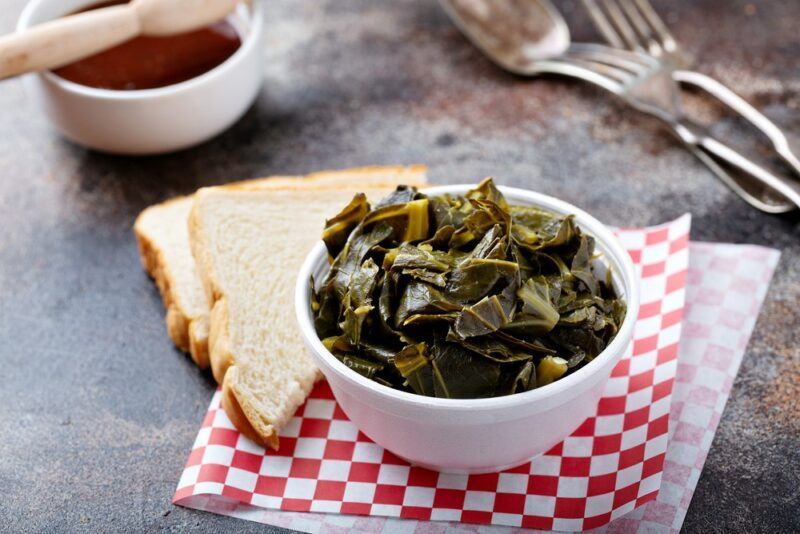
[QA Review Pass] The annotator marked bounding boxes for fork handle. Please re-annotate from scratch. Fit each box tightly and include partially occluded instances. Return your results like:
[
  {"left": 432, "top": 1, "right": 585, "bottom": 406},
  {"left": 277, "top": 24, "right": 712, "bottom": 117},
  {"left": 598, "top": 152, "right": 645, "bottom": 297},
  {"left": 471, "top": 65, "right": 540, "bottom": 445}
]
[
  {"left": 670, "top": 119, "right": 800, "bottom": 211},
  {"left": 673, "top": 70, "right": 800, "bottom": 179}
]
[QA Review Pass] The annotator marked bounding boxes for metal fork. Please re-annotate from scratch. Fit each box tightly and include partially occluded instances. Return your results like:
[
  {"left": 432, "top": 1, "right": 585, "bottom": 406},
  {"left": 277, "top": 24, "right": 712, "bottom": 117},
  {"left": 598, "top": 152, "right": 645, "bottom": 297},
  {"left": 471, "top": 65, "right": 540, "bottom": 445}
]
[
  {"left": 529, "top": 44, "right": 800, "bottom": 211},
  {"left": 583, "top": 0, "right": 800, "bottom": 211}
]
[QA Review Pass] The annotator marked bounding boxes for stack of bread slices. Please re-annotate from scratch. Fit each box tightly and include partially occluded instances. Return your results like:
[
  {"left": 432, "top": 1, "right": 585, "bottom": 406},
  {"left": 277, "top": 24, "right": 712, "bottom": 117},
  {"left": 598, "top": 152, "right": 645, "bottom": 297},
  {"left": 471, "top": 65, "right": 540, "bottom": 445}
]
[{"left": 135, "top": 166, "right": 427, "bottom": 449}]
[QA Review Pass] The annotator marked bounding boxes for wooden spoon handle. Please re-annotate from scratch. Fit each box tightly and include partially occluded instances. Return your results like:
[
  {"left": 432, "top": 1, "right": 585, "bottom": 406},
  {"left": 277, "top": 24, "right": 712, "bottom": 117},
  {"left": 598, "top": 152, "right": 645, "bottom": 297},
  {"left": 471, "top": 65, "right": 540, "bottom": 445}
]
[{"left": 0, "top": 5, "right": 140, "bottom": 81}]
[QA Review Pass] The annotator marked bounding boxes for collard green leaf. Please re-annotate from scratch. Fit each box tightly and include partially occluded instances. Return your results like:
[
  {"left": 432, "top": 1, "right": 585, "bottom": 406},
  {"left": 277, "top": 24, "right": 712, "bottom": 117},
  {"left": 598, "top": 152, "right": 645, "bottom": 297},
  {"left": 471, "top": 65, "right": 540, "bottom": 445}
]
[
  {"left": 540, "top": 215, "right": 577, "bottom": 248},
  {"left": 467, "top": 224, "right": 503, "bottom": 260},
  {"left": 421, "top": 224, "right": 456, "bottom": 249},
  {"left": 389, "top": 243, "right": 450, "bottom": 273},
  {"left": 497, "top": 361, "right": 537, "bottom": 395},
  {"left": 494, "top": 330, "right": 555, "bottom": 355},
  {"left": 322, "top": 334, "right": 354, "bottom": 356},
  {"left": 558, "top": 306, "right": 596, "bottom": 327},
  {"left": 313, "top": 279, "right": 341, "bottom": 339},
  {"left": 377, "top": 271, "right": 400, "bottom": 337},
  {"left": 547, "top": 326, "right": 606, "bottom": 360},
  {"left": 503, "top": 276, "right": 560, "bottom": 335},
  {"left": 375, "top": 185, "right": 419, "bottom": 208},
  {"left": 430, "top": 340, "right": 502, "bottom": 398},
  {"left": 510, "top": 210, "right": 577, "bottom": 252},
  {"left": 340, "top": 258, "right": 380, "bottom": 345},
  {"left": 322, "top": 193, "right": 370, "bottom": 259},
  {"left": 395, "top": 343, "right": 434, "bottom": 396},
  {"left": 402, "top": 312, "right": 459, "bottom": 327},
  {"left": 566, "top": 351, "right": 587, "bottom": 368},
  {"left": 449, "top": 198, "right": 510, "bottom": 250},
  {"left": 612, "top": 299, "right": 627, "bottom": 329},
  {"left": 509, "top": 204, "right": 559, "bottom": 231},
  {"left": 402, "top": 268, "right": 447, "bottom": 288},
  {"left": 512, "top": 243, "right": 537, "bottom": 280},
  {"left": 331, "top": 223, "right": 393, "bottom": 300},
  {"left": 312, "top": 178, "right": 625, "bottom": 399},
  {"left": 395, "top": 281, "right": 461, "bottom": 328},
  {"left": 571, "top": 235, "right": 598, "bottom": 296},
  {"left": 445, "top": 258, "right": 517, "bottom": 304},
  {"left": 343, "top": 355, "right": 384, "bottom": 379},
  {"left": 358, "top": 339, "right": 399, "bottom": 364},
  {"left": 362, "top": 198, "right": 430, "bottom": 243},
  {"left": 466, "top": 176, "right": 509, "bottom": 211},
  {"left": 451, "top": 263, "right": 518, "bottom": 341},
  {"left": 429, "top": 196, "right": 466, "bottom": 230},
  {"left": 451, "top": 335, "right": 534, "bottom": 363},
  {"left": 453, "top": 294, "right": 512, "bottom": 339}
]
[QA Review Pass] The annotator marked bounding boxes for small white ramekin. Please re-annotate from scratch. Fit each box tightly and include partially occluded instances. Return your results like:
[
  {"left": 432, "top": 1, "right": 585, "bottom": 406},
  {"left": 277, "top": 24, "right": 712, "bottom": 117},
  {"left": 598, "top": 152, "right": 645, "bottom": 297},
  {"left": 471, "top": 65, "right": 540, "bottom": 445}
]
[
  {"left": 296, "top": 185, "right": 639, "bottom": 474},
  {"left": 17, "top": 0, "right": 264, "bottom": 155}
]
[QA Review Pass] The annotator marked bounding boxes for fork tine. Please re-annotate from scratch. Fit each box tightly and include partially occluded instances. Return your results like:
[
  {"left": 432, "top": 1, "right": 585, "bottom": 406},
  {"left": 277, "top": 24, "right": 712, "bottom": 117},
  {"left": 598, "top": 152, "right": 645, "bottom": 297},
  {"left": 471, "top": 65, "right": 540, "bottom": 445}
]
[
  {"left": 601, "top": 0, "right": 646, "bottom": 52},
  {"left": 569, "top": 54, "right": 646, "bottom": 79},
  {"left": 568, "top": 45, "right": 654, "bottom": 77},
  {"left": 554, "top": 56, "right": 635, "bottom": 85},
  {"left": 633, "top": 0, "right": 678, "bottom": 53},
  {"left": 582, "top": 0, "right": 625, "bottom": 49},
  {"left": 617, "top": 0, "right": 663, "bottom": 56},
  {"left": 571, "top": 43, "right": 658, "bottom": 67},
  {"left": 533, "top": 57, "right": 627, "bottom": 95}
]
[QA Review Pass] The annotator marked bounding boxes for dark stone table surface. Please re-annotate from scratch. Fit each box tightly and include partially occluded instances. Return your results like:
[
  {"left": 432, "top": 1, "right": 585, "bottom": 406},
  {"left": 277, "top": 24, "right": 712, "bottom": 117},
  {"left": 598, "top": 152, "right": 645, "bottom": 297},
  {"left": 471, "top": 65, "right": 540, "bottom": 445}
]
[{"left": 0, "top": 1, "right": 797, "bottom": 532}]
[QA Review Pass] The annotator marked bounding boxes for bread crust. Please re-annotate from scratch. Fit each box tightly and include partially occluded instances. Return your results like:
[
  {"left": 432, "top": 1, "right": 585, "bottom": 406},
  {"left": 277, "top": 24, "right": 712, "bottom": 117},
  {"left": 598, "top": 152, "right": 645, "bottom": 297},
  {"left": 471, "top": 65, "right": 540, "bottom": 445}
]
[
  {"left": 221, "top": 367, "right": 269, "bottom": 446},
  {"left": 188, "top": 317, "right": 210, "bottom": 370},
  {"left": 208, "top": 298, "right": 234, "bottom": 384}
]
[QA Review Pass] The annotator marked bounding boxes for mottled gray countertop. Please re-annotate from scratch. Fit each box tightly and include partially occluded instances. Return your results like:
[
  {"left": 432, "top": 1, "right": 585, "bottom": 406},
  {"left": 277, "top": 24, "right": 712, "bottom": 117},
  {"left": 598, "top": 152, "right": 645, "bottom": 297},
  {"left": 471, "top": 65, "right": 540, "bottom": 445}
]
[{"left": 0, "top": 0, "right": 797, "bottom": 532}]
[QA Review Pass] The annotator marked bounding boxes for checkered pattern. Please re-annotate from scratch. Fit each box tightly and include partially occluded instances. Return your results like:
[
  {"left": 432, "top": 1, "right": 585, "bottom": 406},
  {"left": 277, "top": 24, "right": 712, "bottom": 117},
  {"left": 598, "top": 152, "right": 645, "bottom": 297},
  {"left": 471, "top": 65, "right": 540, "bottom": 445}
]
[
  {"left": 606, "top": 242, "right": 780, "bottom": 533},
  {"left": 175, "top": 216, "right": 695, "bottom": 531}
]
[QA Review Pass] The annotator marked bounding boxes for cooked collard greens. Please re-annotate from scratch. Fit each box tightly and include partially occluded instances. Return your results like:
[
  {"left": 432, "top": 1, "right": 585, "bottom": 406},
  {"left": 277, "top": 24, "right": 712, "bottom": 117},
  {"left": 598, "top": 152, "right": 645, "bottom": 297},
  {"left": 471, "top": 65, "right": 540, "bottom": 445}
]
[{"left": 312, "top": 178, "right": 626, "bottom": 399}]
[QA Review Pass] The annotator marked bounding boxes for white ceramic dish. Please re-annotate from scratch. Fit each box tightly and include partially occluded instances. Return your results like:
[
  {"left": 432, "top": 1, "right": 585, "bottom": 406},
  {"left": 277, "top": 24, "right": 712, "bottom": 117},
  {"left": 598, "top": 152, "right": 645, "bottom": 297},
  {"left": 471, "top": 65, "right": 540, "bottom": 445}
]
[
  {"left": 17, "top": 0, "right": 264, "bottom": 155},
  {"left": 296, "top": 185, "right": 639, "bottom": 474}
]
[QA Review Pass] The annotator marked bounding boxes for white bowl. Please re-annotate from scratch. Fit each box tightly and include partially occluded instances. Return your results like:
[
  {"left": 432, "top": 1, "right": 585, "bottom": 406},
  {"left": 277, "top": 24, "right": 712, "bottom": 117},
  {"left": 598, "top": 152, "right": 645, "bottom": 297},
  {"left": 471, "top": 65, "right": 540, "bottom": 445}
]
[
  {"left": 17, "top": 0, "right": 264, "bottom": 155},
  {"left": 295, "top": 185, "right": 639, "bottom": 474}
]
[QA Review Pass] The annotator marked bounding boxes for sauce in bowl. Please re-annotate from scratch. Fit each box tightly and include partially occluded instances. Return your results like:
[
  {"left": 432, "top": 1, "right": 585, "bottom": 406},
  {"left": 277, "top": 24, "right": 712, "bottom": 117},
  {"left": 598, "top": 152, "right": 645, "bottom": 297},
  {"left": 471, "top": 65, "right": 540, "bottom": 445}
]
[{"left": 52, "top": 0, "right": 242, "bottom": 91}]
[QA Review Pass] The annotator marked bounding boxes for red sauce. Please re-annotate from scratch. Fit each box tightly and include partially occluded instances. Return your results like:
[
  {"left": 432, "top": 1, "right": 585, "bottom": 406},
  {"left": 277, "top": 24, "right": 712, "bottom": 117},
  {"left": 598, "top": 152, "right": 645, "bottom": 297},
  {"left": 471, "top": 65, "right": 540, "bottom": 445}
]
[{"left": 53, "top": 0, "right": 241, "bottom": 91}]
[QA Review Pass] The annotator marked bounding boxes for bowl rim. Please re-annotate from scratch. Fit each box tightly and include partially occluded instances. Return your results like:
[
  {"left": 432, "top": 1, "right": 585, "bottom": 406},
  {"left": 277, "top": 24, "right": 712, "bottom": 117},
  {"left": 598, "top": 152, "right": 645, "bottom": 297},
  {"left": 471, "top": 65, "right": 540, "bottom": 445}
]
[
  {"left": 295, "top": 184, "right": 640, "bottom": 411},
  {"left": 16, "top": 0, "right": 264, "bottom": 100}
]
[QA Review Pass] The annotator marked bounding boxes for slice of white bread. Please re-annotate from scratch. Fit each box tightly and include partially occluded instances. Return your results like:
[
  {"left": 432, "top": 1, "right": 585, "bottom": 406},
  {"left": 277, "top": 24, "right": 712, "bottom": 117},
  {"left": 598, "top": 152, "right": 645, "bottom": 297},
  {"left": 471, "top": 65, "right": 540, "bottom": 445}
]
[
  {"left": 136, "top": 194, "right": 218, "bottom": 369},
  {"left": 189, "top": 166, "right": 427, "bottom": 449},
  {"left": 134, "top": 166, "right": 427, "bottom": 370},
  {"left": 187, "top": 167, "right": 427, "bottom": 448}
]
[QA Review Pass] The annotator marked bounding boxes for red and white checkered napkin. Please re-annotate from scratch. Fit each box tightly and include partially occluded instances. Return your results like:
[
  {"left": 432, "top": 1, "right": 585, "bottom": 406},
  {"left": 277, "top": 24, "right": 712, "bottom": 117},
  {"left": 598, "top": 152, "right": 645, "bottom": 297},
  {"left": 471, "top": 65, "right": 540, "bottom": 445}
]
[
  {"left": 606, "top": 241, "right": 780, "bottom": 533},
  {"left": 174, "top": 215, "right": 774, "bottom": 531}
]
